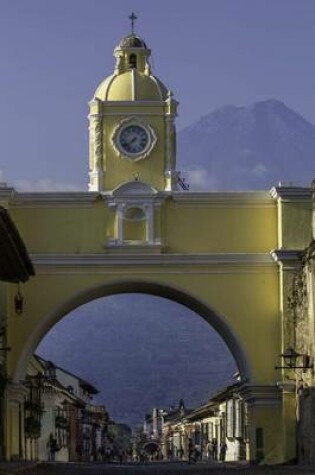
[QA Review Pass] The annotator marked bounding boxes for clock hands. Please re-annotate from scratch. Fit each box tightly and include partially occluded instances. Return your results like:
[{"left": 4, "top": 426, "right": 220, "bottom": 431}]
[{"left": 117, "top": 124, "right": 150, "bottom": 156}]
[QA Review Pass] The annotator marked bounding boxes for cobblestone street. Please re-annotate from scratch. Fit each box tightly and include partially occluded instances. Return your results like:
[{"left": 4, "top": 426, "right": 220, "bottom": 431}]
[{"left": 17, "top": 462, "right": 315, "bottom": 475}]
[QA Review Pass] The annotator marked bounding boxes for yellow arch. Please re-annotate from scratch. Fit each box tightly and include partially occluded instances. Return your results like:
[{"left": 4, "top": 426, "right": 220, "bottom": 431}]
[{"left": 13, "top": 279, "right": 251, "bottom": 383}]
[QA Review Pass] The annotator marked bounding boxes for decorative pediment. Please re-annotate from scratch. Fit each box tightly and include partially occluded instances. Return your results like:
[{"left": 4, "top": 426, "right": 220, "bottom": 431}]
[{"left": 112, "top": 181, "right": 157, "bottom": 196}]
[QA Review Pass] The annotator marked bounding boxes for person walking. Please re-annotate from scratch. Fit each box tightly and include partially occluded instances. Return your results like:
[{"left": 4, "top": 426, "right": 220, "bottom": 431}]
[
  {"left": 188, "top": 438, "right": 195, "bottom": 464},
  {"left": 220, "top": 441, "right": 227, "bottom": 462},
  {"left": 212, "top": 438, "right": 218, "bottom": 461},
  {"left": 47, "top": 433, "right": 58, "bottom": 462},
  {"left": 206, "top": 440, "right": 213, "bottom": 462}
]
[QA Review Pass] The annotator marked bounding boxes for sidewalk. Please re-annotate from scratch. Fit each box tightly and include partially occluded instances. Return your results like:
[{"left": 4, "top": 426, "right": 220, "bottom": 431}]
[{"left": 0, "top": 461, "right": 40, "bottom": 475}]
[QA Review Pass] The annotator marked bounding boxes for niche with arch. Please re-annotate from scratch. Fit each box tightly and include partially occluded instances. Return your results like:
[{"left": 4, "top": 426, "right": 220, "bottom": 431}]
[
  {"left": 123, "top": 206, "right": 146, "bottom": 242},
  {"left": 106, "top": 181, "right": 165, "bottom": 249}
]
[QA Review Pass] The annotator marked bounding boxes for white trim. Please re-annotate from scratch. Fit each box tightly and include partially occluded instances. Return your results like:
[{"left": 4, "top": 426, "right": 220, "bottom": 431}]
[
  {"left": 271, "top": 249, "right": 302, "bottom": 270},
  {"left": 8, "top": 191, "right": 277, "bottom": 209},
  {"left": 116, "top": 205, "right": 123, "bottom": 243},
  {"left": 31, "top": 269, "right": 277, "bottom": 276},
  {"left": 107, "top": 194, "right": 166, "bottom": 205},
  {"left": 88, "top": 169, "right": 104, "bottom": 192},
  {"left": 112, "top": 181, "right": 158, "bottom": 196},
  {"left": 100, "top": 100, "right": 165, "bottom": 107},
  {"left": 0, "top": 186, "right": 15, "bottom": 201},
  {"left": 240, "top": 384, "right": 281, "bottom": 407},
  {"left": 111, "top": 117, "right": 157, "bottom": 162},
  {"left": 106, "top": 240, "right": 162, "bottom": 253},
  {"left": 270, "top": 186, "right": 311, "bottom": 202},
  {"left": 101, "top": 112, "right": 165, "bottom": 118},
  {"left": 146, "top": 206, "right": 155, "bottom": 242},
  {"left": 172, "top": 191, "right": 275, "bottom": 208},
  {"left": 30, "top": 253, "right": 275, "bottom": 267},
  {"left": 131, "top": 68, "right": 136, "bottom": 101}
]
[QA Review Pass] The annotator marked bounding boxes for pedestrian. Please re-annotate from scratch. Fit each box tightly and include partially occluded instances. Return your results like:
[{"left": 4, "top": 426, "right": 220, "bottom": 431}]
[
  {"left": 212, "top": 438, "right": 218, "bottom": 460},
  {"left": 118, "top": 447, "right": 124, "bottom": 464},
  {"left": 220, "top": 441, "right": 227, "bottom": 461},
  {"left": 105, "top": 447, "right": 111, "bottom": 463},
  {"left": 47, "top": 433, "right": 58, "bottom": 462},
  {"left": 178, "top": 446, "right": 184, "bottom": 459},
  {"left": 188, "top": 438, "right": 194, "bottom": 464},
  {"left": 206, "top": 440, "right": 213, "bottom": 462},
  {"left": 194, "top": 443, "right": 201, "bottom": 461}
]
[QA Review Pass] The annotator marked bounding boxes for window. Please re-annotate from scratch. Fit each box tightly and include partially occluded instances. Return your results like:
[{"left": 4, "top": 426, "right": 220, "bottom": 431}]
[{"left": 129, "top": 54, "right": 137, "bottom": 68}]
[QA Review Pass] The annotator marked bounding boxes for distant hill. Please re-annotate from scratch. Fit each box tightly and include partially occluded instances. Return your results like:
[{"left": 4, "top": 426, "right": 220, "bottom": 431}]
[{"left": 178, "top": 99, "right": 315, "bottom": 190}]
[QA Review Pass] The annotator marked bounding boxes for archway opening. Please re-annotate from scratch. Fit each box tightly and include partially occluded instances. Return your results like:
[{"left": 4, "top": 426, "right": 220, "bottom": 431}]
[
  {"left": 18, "top": 282, "right": 250, "bottom": 463},
  {"left": 36, "top": 293, "right": 238, "bottom": 427}
]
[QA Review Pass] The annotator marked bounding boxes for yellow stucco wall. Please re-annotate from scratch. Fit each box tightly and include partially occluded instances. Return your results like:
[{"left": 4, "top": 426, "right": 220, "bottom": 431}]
[
  {"left": 103, "top": 110, "right": 166, "bottom": 191},
  {"left": 4, "top": 185, "right": 310, "bottom": 463},
  {"left": 3, "top": 189, "right": 282, "bottom": 387},
  {"left": 9, "top": 193, "right": 278, "bottom": 254},
  {"left": 7, "top": 264, "right": 279, "bottom": 383},
  {"left": 164, "top": 197, "right": 277, "bottom": 253},
  {"left": 278, "top": 200, "right": 312, "bottom": 249}
]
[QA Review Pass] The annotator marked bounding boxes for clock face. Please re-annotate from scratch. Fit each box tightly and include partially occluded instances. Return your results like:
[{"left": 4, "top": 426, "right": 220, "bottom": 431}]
[{"left": 118, "top": 125, "right": 150, "bottom": 156}]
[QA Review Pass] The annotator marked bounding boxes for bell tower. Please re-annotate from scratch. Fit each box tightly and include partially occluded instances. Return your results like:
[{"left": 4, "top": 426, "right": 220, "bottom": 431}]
[{"left": 88, "top": 19, "right": 179, "bottom": 193}]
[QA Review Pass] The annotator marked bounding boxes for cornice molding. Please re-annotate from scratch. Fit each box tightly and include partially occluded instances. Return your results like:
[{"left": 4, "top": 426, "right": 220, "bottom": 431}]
[
  {"left": 8, "top": 190, "right": 278, "bottom": 209},
  {"left": 11, "top": 192, "right": 100, "bottom": 208},
  {"left": 270, "top": 186, "right": 312, "bottom": 202},
  {"left": 172, "top": 191, "right": 275, "bottom": 208},
  {"left": 30, "top": 253, "right": 275, "bottom": 268},
  {"left": 239, "top": 384, "right": 282, "bottom": 407},
  {"left": 0, "top": 186, "right": 15, "bottom": 203},
  {"left": 276, "top": 381, "right": 296, "bottom": 394},
  {"left": 271, "top": 249, "right": 302, "bottom": 267},
  {"left": 100, "top": 100, "right": 165, "bottom": 107}
]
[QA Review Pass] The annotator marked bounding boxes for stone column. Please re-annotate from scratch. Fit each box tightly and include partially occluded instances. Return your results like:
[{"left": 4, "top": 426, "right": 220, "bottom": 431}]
[
  {"left": 164, "top": 116, "right": 178, "bottom": 191},
  {"left": 240, "top": 384, "right": 283, "bottom": 464},
  {"left": 116, "top": 205, "right": 123, "bottom": 244},
  {"left": 145, "top": 205, "right": 154, "bottom": 244},
  {"left": 88, "top": 101, "right": 104, "bottom": 192},
  {"left": 278, "top": 381, "right": 297, "bottom": 462}
]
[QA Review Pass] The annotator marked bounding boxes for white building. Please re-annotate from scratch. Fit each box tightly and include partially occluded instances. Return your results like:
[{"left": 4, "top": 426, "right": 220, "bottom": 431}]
[{"left": 25, "top": 355, "right": 108, "bottom": 462}]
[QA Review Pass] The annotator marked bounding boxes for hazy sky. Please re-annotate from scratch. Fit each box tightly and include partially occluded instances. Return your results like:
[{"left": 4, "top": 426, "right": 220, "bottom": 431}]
[{"left": 0, "top": 0, "right": 314, "bottom": 190}]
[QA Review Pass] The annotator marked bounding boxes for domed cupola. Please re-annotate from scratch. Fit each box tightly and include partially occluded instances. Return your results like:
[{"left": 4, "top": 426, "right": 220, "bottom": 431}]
[
  {"left": 93, "top": 33, "right": 168, "bottom": 102},
  {"left": 88, "top": 15, "right": 179, "bottom": 194},
  {"left": 119, "top": 34, "right": 147, "bottom": 48},
  {"left": 114, "top": 33, "right": 150, "bottom": 74}
]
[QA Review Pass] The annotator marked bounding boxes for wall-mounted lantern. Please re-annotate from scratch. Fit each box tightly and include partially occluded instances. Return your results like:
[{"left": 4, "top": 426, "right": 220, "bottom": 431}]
[
  {"left": 14, "top": 285, "right": 24, "bottom": 315},
  {"left": 275, "top": 347, "right": 311, "bottom": 370}
]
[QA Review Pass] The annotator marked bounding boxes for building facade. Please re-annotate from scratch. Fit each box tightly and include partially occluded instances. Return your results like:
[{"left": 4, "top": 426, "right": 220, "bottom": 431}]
[
  {"left": 24, "top": 356, "right": 109, "bottom": 462},
  {"left": 145, "top": 385, "right": 246, "bottom": 463},
  {"left": 285, "top": 183, "right": 315, "bottom": 464}
]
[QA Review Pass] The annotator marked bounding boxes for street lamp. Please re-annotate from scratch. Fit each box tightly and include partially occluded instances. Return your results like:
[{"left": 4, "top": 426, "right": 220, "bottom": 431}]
[{"left": 275, "top": 347, "right": 311, "bottom": 369}]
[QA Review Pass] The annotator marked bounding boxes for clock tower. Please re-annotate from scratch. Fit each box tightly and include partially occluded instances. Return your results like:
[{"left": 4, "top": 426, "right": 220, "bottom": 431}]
[{"left": 88, "top": 27, "right": 178, "bottom": 193}]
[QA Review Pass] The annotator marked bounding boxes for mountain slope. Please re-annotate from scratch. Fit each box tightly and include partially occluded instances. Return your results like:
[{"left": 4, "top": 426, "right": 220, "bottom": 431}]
[
  {"left": 178, "top": 99, "right": 315, "bottom": 190},
  {"left": 37, "top": 295, "right": 236, "bottom": 427}
]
